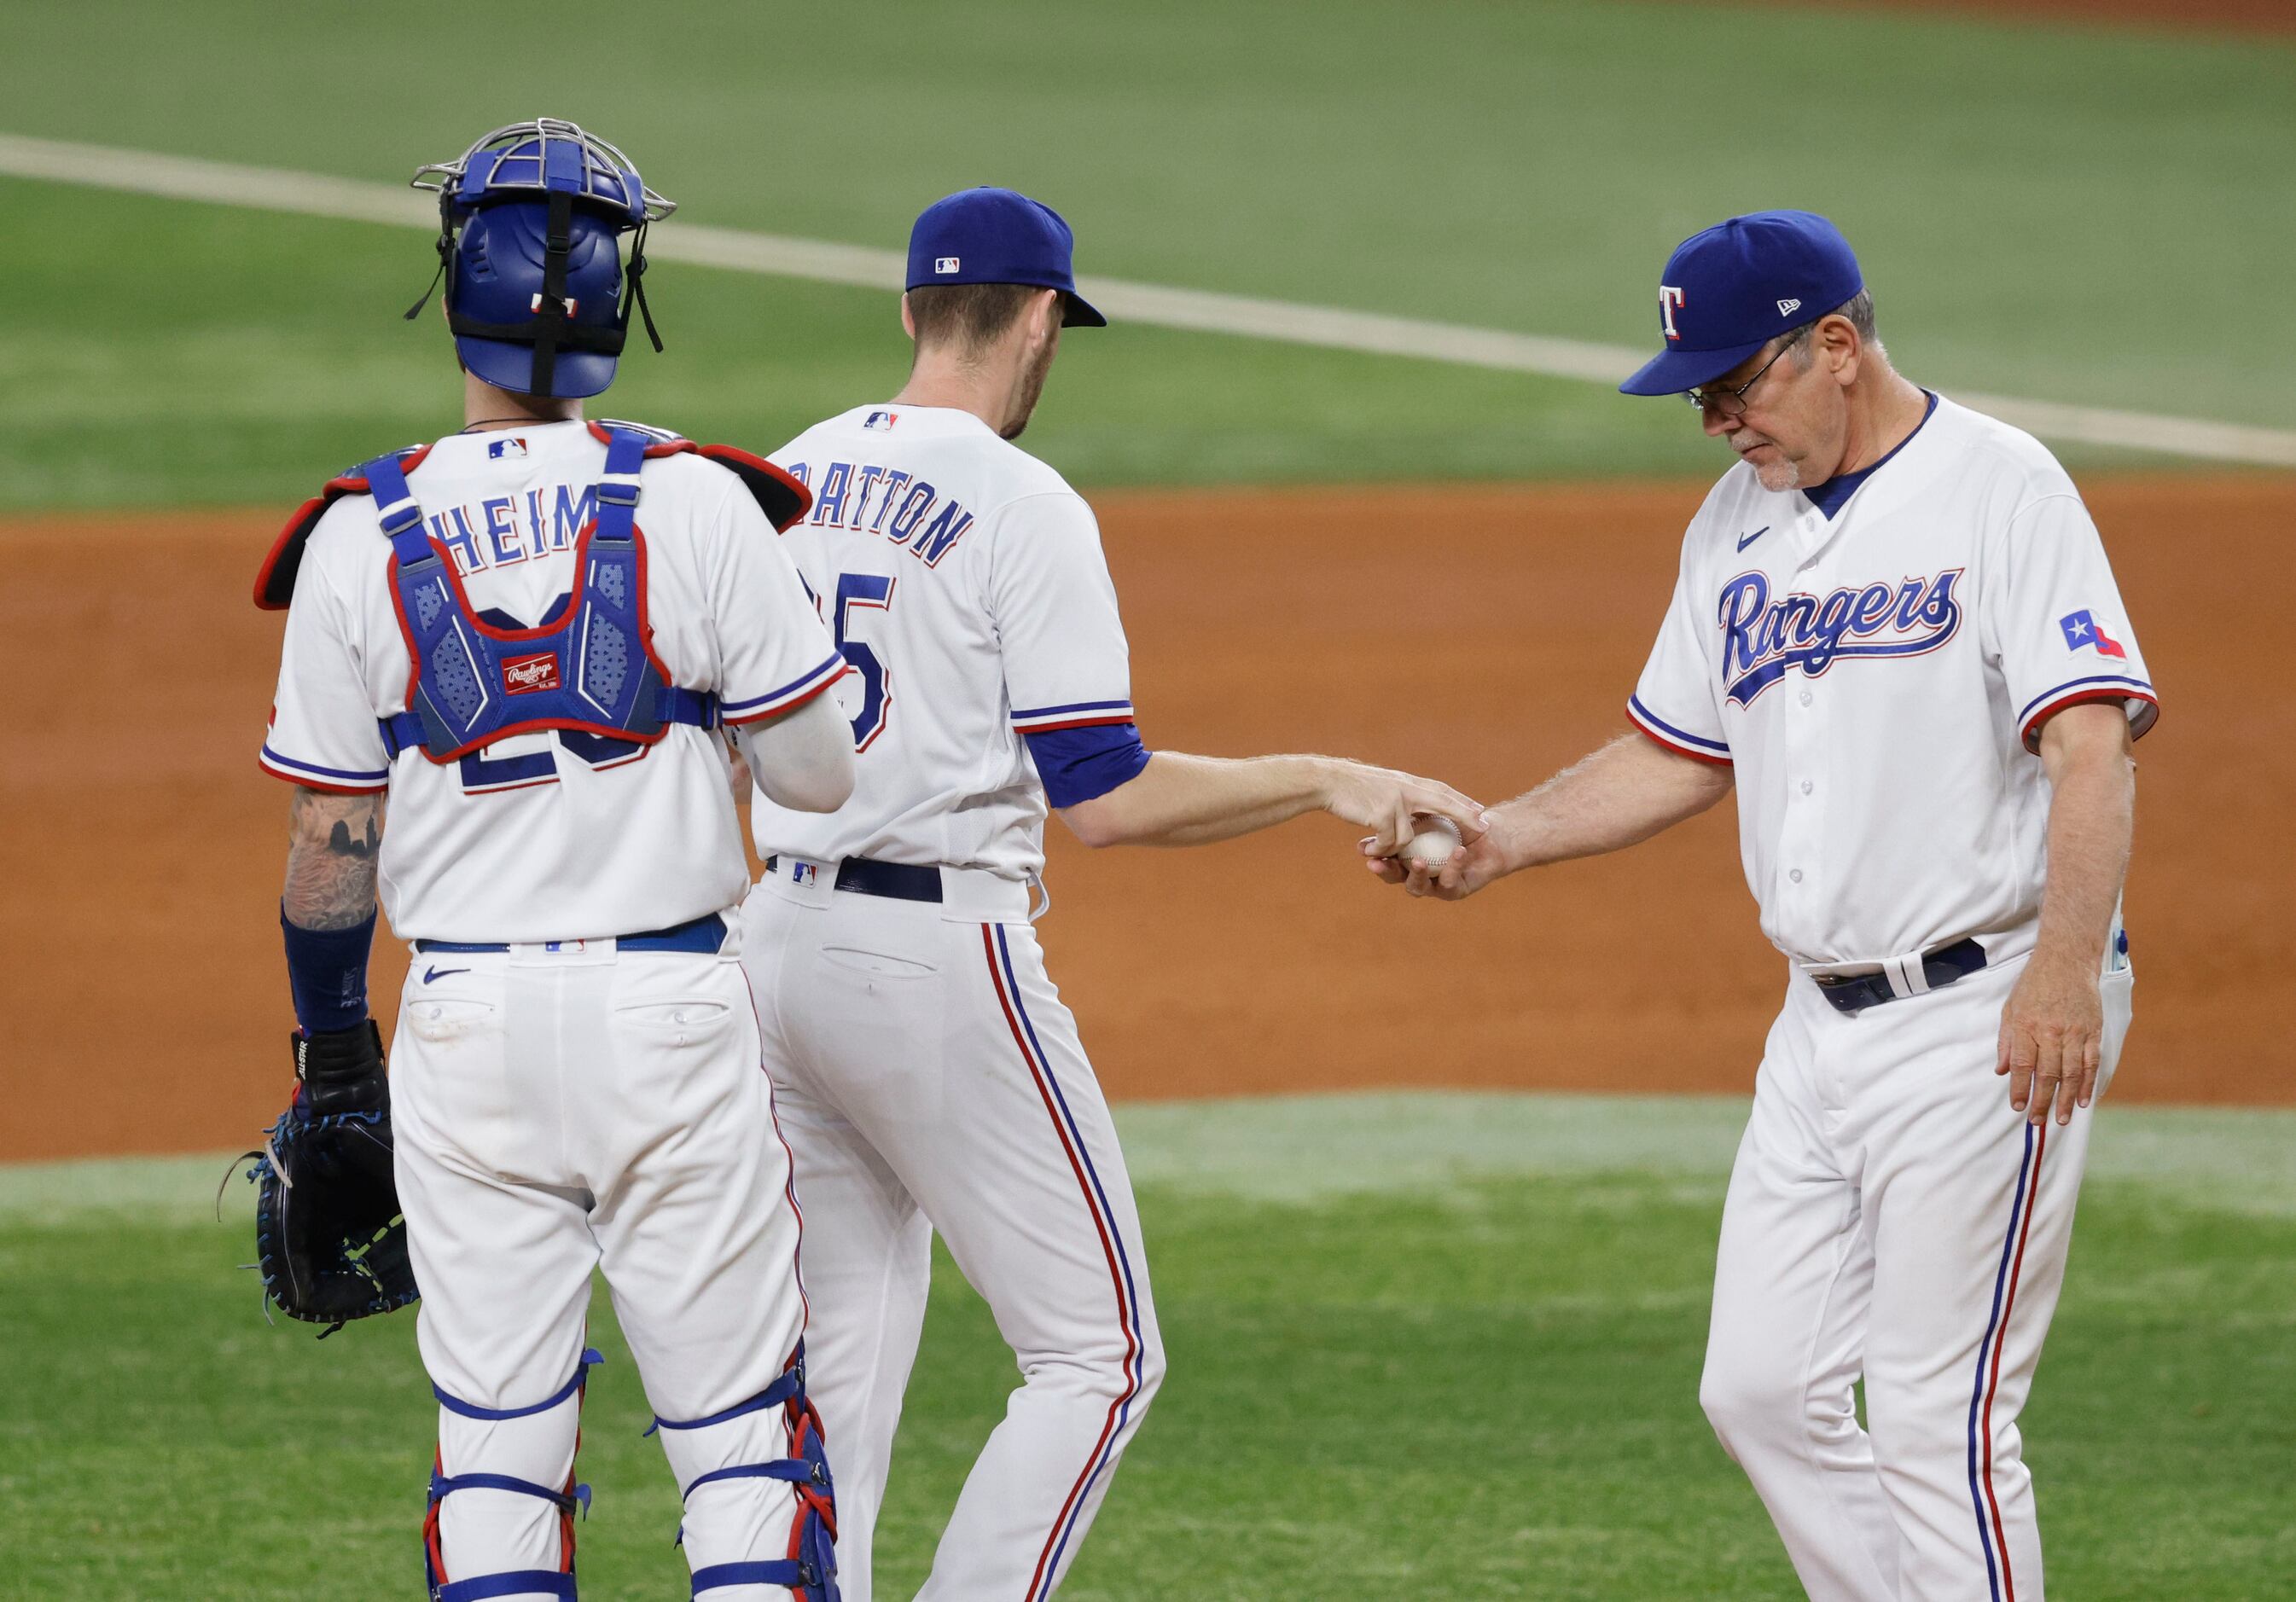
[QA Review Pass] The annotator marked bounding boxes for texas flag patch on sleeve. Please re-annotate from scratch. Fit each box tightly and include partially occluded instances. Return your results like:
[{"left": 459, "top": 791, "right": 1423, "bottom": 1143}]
[{"left": 2059, "top": 608, "right": 2126, "bottom": 659}]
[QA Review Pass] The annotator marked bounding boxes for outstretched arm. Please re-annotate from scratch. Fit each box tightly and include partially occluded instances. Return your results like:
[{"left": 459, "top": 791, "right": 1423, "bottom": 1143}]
[
  {"left": 1995, "top": 703, "right": 2136, "bottom": 1126},
  {"left": 1368, "top": 731, "right": 1733, "bottom": 899},
  {"left": 1057, "top": 751, "right": 1485, "bottom": 853}
]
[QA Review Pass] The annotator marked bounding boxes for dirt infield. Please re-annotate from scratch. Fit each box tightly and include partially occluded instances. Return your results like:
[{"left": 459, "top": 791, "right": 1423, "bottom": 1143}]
[
  {"left": 2, "top": 475, "right": 2285, "bottom": 1162},
  {"left": 1838, "top": 0, "right": 2295, "bottom": 34}
]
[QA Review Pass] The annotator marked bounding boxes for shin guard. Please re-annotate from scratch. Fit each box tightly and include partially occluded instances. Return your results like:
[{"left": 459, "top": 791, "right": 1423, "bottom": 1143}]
[
  {"left": 423, "top": 1349, "right": 602, "bottom": 1601},
  {"left": 651, "top": 1344, "right": 839, "bottom": 1600}
]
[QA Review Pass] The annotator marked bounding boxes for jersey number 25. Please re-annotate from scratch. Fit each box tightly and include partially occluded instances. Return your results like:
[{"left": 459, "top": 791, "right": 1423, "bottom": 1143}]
[{"left": 834, "top": 572, "right": 895, "bottom": 752}]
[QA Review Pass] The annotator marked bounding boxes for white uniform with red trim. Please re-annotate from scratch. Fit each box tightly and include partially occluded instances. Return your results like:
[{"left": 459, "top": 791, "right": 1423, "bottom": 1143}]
[
  {"left": 261, "top": 417, "right": 845, "bottom": 1599},
  {"left": 1626, "top": 393, "right": 2154, "bottom": 1601},
  {"left": 263, "top": 419, "right": 845, "bottom": 941},
  {"left": 738, "top": 403, "right": 1165, "bottom": 1602}
]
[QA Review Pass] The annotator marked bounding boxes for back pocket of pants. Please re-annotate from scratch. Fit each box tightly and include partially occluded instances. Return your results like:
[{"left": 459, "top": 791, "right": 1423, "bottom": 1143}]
[
  {"left": 403, "top": 998, "right": 499, "bottom": 1045},
  {"left": 614, "top": 1000, "right": 735, "bottom": 1048},
  {"left": 820, "top": 945, "right": 938, "bottom": 981}
]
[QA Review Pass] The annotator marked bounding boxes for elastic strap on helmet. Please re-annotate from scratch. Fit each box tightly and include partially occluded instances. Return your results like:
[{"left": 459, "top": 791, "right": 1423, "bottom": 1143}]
[
  {"left": 623, "top": 219, "right": 664, "bottom": 356},
  {"left": 403, "top": 190, "right": 455, "bottom": 322},
  {"left": 527, "top": 189, "right": 574, "bottom": 396}
]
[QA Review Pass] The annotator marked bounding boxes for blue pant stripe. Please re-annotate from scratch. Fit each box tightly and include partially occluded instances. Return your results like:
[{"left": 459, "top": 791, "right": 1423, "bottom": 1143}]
[{"left": 1965, "top": 1123, "right": 2038, "bottom": 1602}]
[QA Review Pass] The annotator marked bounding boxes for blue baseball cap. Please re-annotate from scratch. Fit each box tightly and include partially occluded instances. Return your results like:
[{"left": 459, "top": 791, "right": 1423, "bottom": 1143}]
[
  {"left": 905, "top": 187, "right": 1106, "bottom": 328},
  {"left": 1619, "top": 210, "right": 1863, "bottom": 397}
]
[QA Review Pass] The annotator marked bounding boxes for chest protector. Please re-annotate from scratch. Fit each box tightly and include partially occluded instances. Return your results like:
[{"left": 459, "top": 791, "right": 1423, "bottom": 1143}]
[{"left": 358, "top": 425, "right": 711, "bottom": 763}]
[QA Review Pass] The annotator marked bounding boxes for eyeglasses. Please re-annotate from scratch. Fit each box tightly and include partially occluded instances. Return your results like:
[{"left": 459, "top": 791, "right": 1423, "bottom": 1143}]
[{"left": 1684, "top": 327, "right": 1808, "bottom": 415}]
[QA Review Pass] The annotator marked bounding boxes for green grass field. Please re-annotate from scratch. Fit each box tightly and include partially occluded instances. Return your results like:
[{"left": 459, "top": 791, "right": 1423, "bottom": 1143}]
[
  {"left": 3, "top": 1094, "right": 2292, "bottom": 1600},
  {"left": 5, "top": 0, "right": 2294, "bottom": 508},
  {"left": 5, "top": 5, "right": 2291, "bottom": 1595}
]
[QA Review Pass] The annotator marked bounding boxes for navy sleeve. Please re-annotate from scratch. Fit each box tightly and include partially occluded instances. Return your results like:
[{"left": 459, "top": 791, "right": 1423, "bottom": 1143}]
[{"left": 1025, "top": 723, "right": 1150, "bottom": 809}]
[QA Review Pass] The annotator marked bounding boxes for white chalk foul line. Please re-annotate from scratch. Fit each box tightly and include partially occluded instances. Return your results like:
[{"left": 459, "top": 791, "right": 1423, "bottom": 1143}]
[{"left": 7, "top": 131, "right": 2293, "bottom": 468}]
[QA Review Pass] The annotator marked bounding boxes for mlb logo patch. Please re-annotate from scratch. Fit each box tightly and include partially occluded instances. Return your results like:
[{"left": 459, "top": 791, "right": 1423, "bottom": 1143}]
[
  {"left": 934, "top": 256, "right": 961, "bottom": 274},
  {"left": 788, "top": 861, "right": 818, "bottom": 887},
  {"left": 863, "top": 409, "right": 898, "bottom": 431},
  {"left": 2058, "top": 609, "right": 2127, "bottom": 659},
  {"left": 502, "top": 652, "right": 561, "bottom": 694},
  {"left": 487, "top": 437, "right": 529, "bottom": 460}
]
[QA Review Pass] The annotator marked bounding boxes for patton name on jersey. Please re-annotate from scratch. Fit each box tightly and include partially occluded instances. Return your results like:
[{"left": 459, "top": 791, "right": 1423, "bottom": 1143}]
[
  {"left": 1719, "top": 567, "right": 1963, "bottom": 706},
  {"left": 782, "top": 458, "right": 977, "bottom": 568}
]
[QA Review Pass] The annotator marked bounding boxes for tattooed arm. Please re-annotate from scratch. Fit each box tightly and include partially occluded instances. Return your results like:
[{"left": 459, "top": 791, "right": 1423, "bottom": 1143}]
[{"left": 284, "top": 787, "right": 386, "bottom": 930}]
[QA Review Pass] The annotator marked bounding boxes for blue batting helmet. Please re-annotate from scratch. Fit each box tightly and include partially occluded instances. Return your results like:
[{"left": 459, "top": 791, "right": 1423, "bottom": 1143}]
[{"left": 404, "top": 119, "right": 677, "bottom": 399}]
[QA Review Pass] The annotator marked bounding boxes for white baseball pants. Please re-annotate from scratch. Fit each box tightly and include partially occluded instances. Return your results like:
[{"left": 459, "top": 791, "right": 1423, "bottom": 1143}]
[
  {"left": 391, "top": 931, "right": 815, "bottom": 1600},
  {"left": 1700, "top": 949, "right": 2136, "bottom": 1601},
  {"left": 741, "top": 870, "right": 1165, "bottom": 1602}
]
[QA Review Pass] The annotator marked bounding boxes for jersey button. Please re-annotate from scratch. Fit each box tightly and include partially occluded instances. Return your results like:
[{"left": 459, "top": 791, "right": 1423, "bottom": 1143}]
[
  {"left": 1800, "top": 779, "right": 1814, "bottom": 795},
  {"left": 1789, "top": 868, "right": 1805, "bottom": 883},
  {"left": 1798, "top": 690, "right": 1814, "bottom": 707}
]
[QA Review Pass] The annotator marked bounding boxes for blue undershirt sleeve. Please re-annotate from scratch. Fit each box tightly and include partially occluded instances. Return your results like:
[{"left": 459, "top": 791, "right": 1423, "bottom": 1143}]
[{"left": 1025, "top": 723, "right": 1151, "bottom": 810}]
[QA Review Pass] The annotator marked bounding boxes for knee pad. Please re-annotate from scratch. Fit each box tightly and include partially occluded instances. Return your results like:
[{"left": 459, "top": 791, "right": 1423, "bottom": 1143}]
[
  {"left": 423, "top": 1348, "right": 602, "bottom": 1602},
  {"left": 652, "top": 1344, "right": 839, "bottom": 1601}
]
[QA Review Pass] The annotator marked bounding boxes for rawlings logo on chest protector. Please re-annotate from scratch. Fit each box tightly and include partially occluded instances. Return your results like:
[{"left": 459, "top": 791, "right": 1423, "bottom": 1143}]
[
  {"left": 501, "top": 652, "right": 562, "bottom": 694},
  {"left": 1718, "top": 568, "right": 1964, "bottom": 706}
]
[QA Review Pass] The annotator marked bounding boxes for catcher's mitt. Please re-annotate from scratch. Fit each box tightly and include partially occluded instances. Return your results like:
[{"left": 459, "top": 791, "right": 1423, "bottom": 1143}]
[{"left": 241, "top": 1020, "right": 418, "bottom": 1334}]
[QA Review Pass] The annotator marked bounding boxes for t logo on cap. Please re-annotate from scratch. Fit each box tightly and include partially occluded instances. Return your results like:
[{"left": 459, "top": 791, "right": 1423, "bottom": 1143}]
[{"left": 1620, "top": 211, "right": 1863, "bottom": 398}]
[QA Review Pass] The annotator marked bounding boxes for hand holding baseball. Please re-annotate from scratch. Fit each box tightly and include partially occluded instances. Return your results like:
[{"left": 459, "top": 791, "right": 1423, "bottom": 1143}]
[
  {"left": 1392, "top": 816, "right": 1462, "bottom": 868},
  {"left": 1364, "top": 809, "right": 1508, "bottom": 901}
]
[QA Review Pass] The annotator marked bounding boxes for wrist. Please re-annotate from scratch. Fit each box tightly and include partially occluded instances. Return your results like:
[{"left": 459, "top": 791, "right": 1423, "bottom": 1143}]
[
  {"left": 2027, "top": 937, "right": 2104, "bottom": 983},
  {"left": 281, "top": 906, "right": 378, "bottom": 1035},
  {"left": 293, "top": 1019, "right": 387, "bottom": 1117},
  {"left": 1479, "top": 806, "right": 1532, "bottom": 876}
]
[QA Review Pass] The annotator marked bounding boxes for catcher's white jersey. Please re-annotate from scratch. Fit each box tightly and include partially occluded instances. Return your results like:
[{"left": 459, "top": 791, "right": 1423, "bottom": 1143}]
[
  {"left": 1628, "top": 393, "right": 2158, "bottom": 967},
  {"left": 261, "top": 419, "right": 841, "bottom": 943},
  {"left": 753, "top": 404, "right": 1136, "bottom": 879}
]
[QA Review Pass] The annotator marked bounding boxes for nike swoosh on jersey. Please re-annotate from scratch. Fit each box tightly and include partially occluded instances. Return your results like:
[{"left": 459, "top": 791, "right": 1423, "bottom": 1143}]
[
  {"left": 1736, "top": 525, "right": 1771, "bottom": 552},
  {"left": 421, "top": 966, "right": 470, "bottom": 984}
]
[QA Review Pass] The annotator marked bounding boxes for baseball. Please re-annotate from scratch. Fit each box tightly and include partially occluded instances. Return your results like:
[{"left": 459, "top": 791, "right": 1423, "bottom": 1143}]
[{"left": 1395, "top": 816, "right": 1462, "bottom": 869}]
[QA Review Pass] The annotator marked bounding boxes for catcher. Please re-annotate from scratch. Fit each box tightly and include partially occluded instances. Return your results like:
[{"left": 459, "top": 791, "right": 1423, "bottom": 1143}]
[{"left": 247, "top": 119, "right": 853, "bottom": 1600}]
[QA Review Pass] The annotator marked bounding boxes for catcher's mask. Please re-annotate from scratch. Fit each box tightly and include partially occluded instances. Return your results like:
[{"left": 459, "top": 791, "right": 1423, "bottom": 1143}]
[{"left": 404, "top": 118, "right": 677, "bottom": 400}]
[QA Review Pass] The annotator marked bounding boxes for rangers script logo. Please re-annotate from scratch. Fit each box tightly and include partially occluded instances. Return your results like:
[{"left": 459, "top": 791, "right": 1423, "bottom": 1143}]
[{"left": 1718, "top": 568, "right": 1963, "bottom": 705}]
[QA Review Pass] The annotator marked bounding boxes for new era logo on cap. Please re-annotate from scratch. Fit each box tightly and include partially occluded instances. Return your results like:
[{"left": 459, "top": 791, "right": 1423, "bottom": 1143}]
[
  {"left": 1776, "top": 298, "right": 1802, "bottom": 316},
  {"left": 935, "top": 256, "right": 961, "bottom": 274}
]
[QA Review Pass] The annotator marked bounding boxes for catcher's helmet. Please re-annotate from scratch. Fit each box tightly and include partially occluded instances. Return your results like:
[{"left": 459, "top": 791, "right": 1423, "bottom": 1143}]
[{"left": 404, "top": 119, "right": 677, "bottom": 399}]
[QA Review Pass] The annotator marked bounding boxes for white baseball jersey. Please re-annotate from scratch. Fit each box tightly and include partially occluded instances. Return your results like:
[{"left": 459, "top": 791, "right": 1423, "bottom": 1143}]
[
  {"left": 260, "top": 419, "right": 842, "bottom": 943},
  {"left": 1626, "top": 393, "right": 2158, "bottom": 967},
  {"left": 753, "top": 404, "right": 1139, "bottom": 877}
]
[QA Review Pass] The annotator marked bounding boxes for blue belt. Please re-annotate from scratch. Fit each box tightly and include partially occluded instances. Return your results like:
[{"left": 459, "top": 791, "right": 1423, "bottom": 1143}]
[
  {"left": 762, "top": 856, "right": 942, "bottom": 904},
  {"left": 1811, "top": 937, "right": 1986, "bottom": 1016},
  {"left": 413, "top": 911, "right": 728, "bottom": 955}
]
